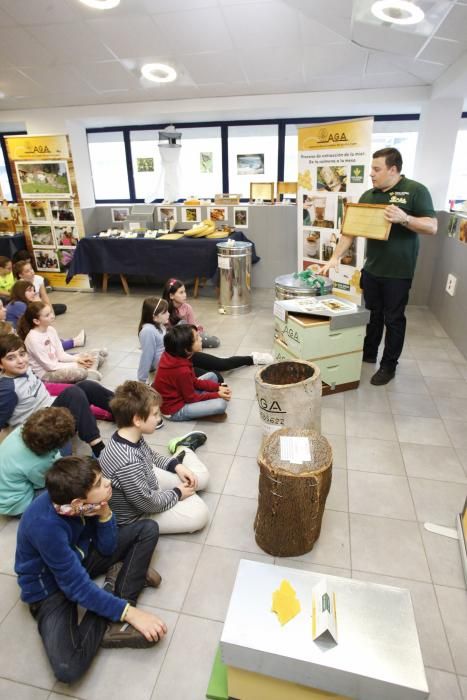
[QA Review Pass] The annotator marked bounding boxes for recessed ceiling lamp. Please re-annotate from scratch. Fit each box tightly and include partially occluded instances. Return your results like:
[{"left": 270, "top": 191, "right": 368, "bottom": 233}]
[
  {"left": 78, "top": 0, "right": 120, "bottom": 9},
  {"left": 371, "top": 0, "right": 424, "bottom": 25},
  {"left": 141, "top": 63, "right": 177, "bottom": 83}
]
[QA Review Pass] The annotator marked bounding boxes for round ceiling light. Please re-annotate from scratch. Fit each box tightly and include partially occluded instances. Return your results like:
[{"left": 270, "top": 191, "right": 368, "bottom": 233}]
[
  {"left": 78, "top": 0, "right": 121, "bottom": 9},
  {"left": 141, "top": 63, "right": 177, "bottom": 83},
  {"left": 371, "top": 0, "right": 424, "bottom": 25}
]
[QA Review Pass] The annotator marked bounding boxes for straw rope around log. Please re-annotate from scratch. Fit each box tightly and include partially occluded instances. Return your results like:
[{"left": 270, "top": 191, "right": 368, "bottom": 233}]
[{"left": 254, "top": 428, "right": 332, "bottom": 557}]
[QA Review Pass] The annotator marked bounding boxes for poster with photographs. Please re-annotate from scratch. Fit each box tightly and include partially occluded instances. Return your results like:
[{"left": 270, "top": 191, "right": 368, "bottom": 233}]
[
  {"left": 297, "top": 118, "right": 373, "bottom": 303},
  {"left": 30, "top": 225, "right": 55, "bottom": 248},
  {"left": 25, "top": 200, "right": 50, "bottom": 224},
  {"left": 234, "top": 207, "right": 248, "bottom": 228},
  {"left": 50, "top": 199, "right": 75, "bottom": 223},
  {"left": 55, "top": 224, "right": 79, "bottom": 248},
  {"left": 208, "top": 207, "right": 227, "bottom": 222},
  {"left": 182, "top": 207, "right": 201, "bottom": 223},
  {"left": 111, "top": 207, "right": 130, "bottom": 223},
  {"left": 15, "top": 160, "right": 72, "bottom": 198},
  {"left": 237, "top": 154, "right": 264, "bottom": 175},
  {"left": 34, "top": 249, "right": 61, "bottom": 272},
  {"left": 200, "top": 152, "right": 213, "bottom": 173}
]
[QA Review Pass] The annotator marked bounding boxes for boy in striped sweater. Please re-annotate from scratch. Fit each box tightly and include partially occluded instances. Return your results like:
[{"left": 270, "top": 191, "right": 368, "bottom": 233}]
[{"left": 99, "top": 381, "right": 210, "bottom": 534}]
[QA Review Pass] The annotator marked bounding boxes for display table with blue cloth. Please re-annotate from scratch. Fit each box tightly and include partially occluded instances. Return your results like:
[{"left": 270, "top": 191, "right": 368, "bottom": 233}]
[
  {"left": 0, "top": 233, "right": 26, "bottom": 259},
  {"left": 66, "top": 231, "right": 259, "bottom": 293}
]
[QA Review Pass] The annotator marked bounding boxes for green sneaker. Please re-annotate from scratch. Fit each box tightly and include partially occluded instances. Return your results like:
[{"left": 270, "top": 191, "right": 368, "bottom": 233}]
[{"left": 168, "top": 431, "right": 207, "bottom": 454}]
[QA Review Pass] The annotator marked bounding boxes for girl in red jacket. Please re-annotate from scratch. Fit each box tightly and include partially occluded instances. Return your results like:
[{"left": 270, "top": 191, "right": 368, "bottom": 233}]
[{"left": 154, "top": 324, "right": 231, "bottom": 421}]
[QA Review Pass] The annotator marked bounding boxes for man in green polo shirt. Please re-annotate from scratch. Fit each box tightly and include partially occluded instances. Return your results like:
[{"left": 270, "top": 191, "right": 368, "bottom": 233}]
[{"left": 321, "top": 148, "right": 437, "bottom": 386}]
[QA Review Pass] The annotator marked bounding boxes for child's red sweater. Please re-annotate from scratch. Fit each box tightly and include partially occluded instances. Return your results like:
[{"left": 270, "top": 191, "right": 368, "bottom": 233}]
[{"left": 154, "top": 352, "right": 219, "bottom": 415}]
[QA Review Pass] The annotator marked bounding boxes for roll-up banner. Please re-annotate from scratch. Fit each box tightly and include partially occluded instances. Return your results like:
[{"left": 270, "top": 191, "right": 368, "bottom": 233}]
[{"left": 297, "top": 117, "right": 374, "bottom": 303}]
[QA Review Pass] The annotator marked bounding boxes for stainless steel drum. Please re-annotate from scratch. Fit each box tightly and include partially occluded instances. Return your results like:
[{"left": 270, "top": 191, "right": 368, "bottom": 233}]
[
  {"left": 217, "top": 240, "right": 252, "bottom": 315},
  {"left": 275, "top": 273, "right": 333, "bottom": 300}
]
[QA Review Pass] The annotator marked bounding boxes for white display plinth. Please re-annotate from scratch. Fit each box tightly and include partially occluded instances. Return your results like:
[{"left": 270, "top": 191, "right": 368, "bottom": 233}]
[{"left": 221, "top": 560, "right": 428, "bottom": 700}]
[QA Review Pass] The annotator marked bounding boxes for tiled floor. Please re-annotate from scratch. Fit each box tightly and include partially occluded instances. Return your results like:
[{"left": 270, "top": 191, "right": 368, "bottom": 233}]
[{"left": 0, "top": 289, "right": 466, "bottom": 700}]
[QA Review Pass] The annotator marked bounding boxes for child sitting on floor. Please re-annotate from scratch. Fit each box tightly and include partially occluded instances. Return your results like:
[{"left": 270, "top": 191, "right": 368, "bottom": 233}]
[
  {"left": 137, "top": 296, "right": 272, "bottom": 384},
  {"left": 18, "top": 301, "right": 104, "bottom": 382},
  {"left": 6, "top": 280, "right": 85, "bottom": 348},
  {"left": 0, "top": 407, "right": 75, "bottom": 516},
  {"left": 0, "top": 256, "right": 14, "bottom": 303},
  {"left": 15, "top": 455, "right": 167, "bottom": 683},
  {"left": 154, "top": 324, "right": 231, "bottom": 421},
  {"left": 14, "top": 259, "right": 66, "bottom": 316},
  {"left": 162, "top": 277, "right": 220, "bottom": 348},
  {"left": 100, "top": 380, "right": 210, "bottom": 534},
  {"left": 0, "top": 334, "right": 112, "bottom": 457}
]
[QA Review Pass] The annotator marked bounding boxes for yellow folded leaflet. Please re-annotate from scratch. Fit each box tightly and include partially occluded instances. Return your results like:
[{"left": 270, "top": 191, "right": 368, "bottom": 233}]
[{"left": 271, "top": 579, "right": 301, "bottom": 625}]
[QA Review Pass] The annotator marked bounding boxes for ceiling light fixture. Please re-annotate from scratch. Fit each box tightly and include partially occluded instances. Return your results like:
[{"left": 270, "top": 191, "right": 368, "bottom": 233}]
[
  {"left": 371, "top": 0, "right": 424, "bottom": 25},
  {"left": 78, "top": 0, "right": 121, "bottom": 10},
  {"left": 141, "top": 63, "right": 177, "bottom": 83}
]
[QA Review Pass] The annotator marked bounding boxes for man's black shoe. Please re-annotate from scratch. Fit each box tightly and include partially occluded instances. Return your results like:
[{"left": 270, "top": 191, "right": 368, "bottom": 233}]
[
  {"left": 168, "top": 431, "right": 207, "bottom": 454},
  {"left": 370, "top": 367, "right": 396, "bottom": 386},
  {"left": 362, "top": 356, "right": 377, "bottom": 364}
]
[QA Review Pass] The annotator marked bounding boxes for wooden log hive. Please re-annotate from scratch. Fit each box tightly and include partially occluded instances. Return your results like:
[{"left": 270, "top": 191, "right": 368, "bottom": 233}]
[{"left": 254, "top": 427, "right": 332, "bottom": 557}]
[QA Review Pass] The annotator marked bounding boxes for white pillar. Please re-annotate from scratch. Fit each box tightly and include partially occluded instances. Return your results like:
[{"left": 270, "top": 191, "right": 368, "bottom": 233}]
[{"left": 412, "top": 97, "right": 463, "bottom": 210}]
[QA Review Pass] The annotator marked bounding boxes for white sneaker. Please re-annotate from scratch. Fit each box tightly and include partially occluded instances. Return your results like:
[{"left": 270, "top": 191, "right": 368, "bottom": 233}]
[
  {"left": 99, "top": 348, "right": 109, "bottom": 358},
  {"left": 87, "top": 369, "right": 103, "bottom": 381},
  {"left": 252, "top": 352, "right": 274, "bottom": 365},
  {"left": 73, "top": 329, "right": 86, "bottom": 347}
]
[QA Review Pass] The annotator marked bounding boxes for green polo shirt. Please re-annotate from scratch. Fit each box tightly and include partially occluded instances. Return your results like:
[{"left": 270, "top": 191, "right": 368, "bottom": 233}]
[
  {"left": 0, "top": 271, "right": 14, "bottom": 294},
  {"left": 359, "top": 175, "right": 435, "bottom": 279}
]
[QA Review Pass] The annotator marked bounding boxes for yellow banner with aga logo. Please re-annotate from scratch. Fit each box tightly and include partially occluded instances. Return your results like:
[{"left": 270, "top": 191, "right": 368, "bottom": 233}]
[
  {"left": 298, "top": 117, "right": 373, "bottom": 151},
  {"left": 5, "top": 134, "right": 69, "bottom": 160}
]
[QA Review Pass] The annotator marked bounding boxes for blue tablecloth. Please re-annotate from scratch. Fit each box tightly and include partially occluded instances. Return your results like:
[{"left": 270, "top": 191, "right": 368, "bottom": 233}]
[
  {"left": 66, "top": 231, "right": 259, "bottom": 284},
  {"left": 0, "top": 233, "right": 26, "bottom": 259}
]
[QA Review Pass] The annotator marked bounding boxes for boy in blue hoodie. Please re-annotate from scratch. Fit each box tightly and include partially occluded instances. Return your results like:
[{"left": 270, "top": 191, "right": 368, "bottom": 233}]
[{"left": 15, "top": 455, "right": 167, "bottom": 684}]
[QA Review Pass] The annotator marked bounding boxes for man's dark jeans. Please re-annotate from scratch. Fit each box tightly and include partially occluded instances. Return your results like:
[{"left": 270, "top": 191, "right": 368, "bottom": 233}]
[
  {"left": 361, "top": 268, "right": 412, "bottom": 372},
  {"left": 29, "top": 519, "right": 158, "bottom": 684}
]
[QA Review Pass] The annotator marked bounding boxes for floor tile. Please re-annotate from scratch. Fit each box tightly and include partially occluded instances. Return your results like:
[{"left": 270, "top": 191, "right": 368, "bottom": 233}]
[
  {"left": 200, "top": 452, "right": 233, "bottom": 494},
  {"left": 182, "top": 546, "right": 271, "bottom": 621},
  {"left": 321, "top": 407, "right": 346, "bottom": 436},
  {"left": 349, "top": 471, "right": 415, "bottom": 520},
  {"left": 0, "top": 519, "right": 19, "bottom": 575},
  {"left": 206, "top": 494, "right": 264, "bottom": 555},
  {"left": 350, "top": 513, "right": 431, "bottom": 581},
  {"left": 424, "top": 377, "right": 467, "bottom": 399},
  {"left": 444, "top": 420, "right": 467, "bottom": 449},
  {"left": 222, "top": 397, "right": 254, "bottom": 425},
  {"left": 0, "top": 679, "right": 49, "bottom": 699},
  {"left": 288, "top": 510, "right": 351, "bottom": 569},
  {"left": 347, "top": 436, "right": 405, "bottom": 474},
  {"left": 409, "top": 478, "right": 466, "bottom": 526},
  {"left": 389, "top": 391, "right": 439, "bottom": 418},
  {"left": 459, "top": 676, "right": 467, "bottom": 700},
  {"left": 401, "top": 443, "right": 467, "bottom": 482},
  {"left": 424, "top": 668, "right": 463, "bottom": 699},
  {"left": 421, "top": 527, "right": 466, "bottom": 589},
  {"left": 0, "top": 601, "right": 56, "bottom": 689},
  {"left": 353, "top": 571, "right": 454, "bottom": 672},
  {"left": 434, "top": 396, "right": 467, "bottom": 421},
  {"left": 151, "top": 615, "right": 222, "bottom": 700},
  {"left": 325, "top": 468, "right": 348, "bottom": 512},
  {"left": 323, "top": 434, "right": 347, "bottom": 469},
  {"left": 235, "top": 425, "right": 264, "bottom": 458},
  {"left": 321, "top": 392, "right": 345, "bottom": 409},
  {"left": 140, "top": 539, "right": 202, "bottom": 612},
  {"left": 410, "top": 347, "right": 451, "bottom": 362},
  {"left": 344, "top": 387, "right": 391, "bottom": 413},
  {"left": 55, "top": 606, "right": 179, "bottom": 700},
  {"left": 456, "top": 448, "right": 467, "bottom": 476},
  {"left": 0, "top": 573, "right": 20, "bottom": 624},
  {"left": 417, "top": 360, "right": 462, "bottom": 379},
  {"left": 224, "top": 376, "right": 256, "bottom": 400},
  {"left": 386, "top": 375, "right": 430, "bottom": 396},
  {"left": 223, "top": 456, "right": 259, "bottom": 499},
  {"left": 345, "top": 410, "right": 397, "bottom": 441},
  {"left": 191, "top": 422, "right": 244, "bottom": 455},
  {"left": 436, "top": 586, "right": 467, "bottom": 675},
  {"left": 393, "top": 415, "right": 451, "bottom": 447}
]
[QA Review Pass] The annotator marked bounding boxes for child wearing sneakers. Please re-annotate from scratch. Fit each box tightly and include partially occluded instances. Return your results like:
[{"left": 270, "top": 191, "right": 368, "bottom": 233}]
[
  {"left": 15, "top": 455, "right": 167, "bottom": 683},
  {"left": 99, "top": 380, "right": 210, "bottom": 534},
  {"left": 18, "top": 301, "right": 105, "bottom": 382},
  {"left": 137, "top": 296, "right": 273, "bottom": 384},
  {"left": 0, "top": 406, "right": 75, "bottom": 516},
  {"left": 162, "top": 277, "right": 220, "bottom": 348}
]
